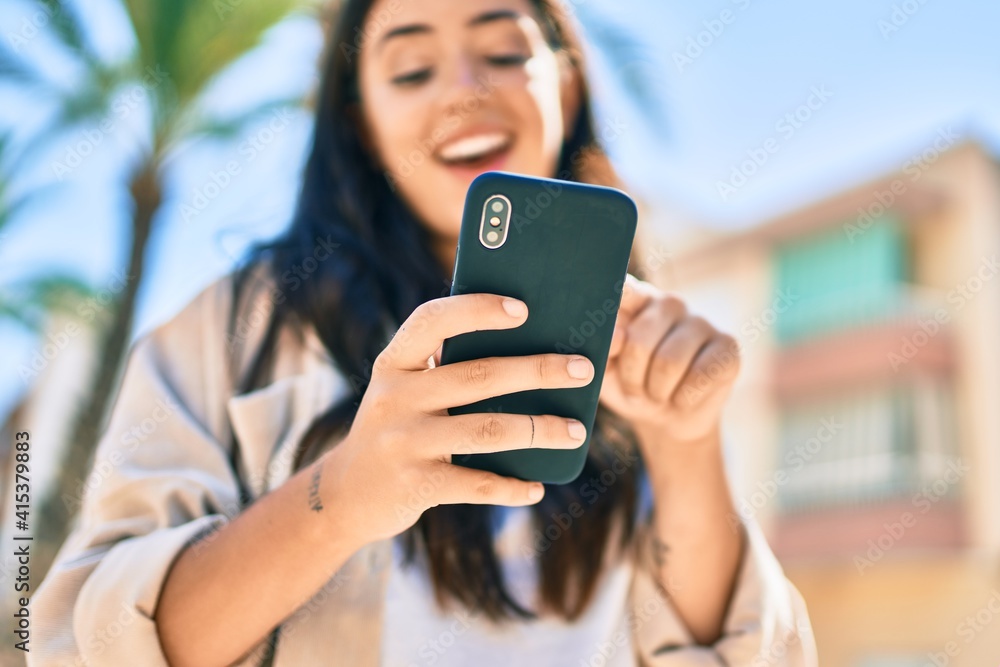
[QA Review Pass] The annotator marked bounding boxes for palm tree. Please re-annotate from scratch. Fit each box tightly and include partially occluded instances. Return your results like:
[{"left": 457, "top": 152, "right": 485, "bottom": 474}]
[{"left": 0, "top": 0, "right": 310, "bottom": 581}]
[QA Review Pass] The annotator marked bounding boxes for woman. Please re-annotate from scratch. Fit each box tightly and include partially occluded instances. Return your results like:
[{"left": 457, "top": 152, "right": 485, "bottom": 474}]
[{"left": 30, "top": 0, "right": 816, "bottom": 665}]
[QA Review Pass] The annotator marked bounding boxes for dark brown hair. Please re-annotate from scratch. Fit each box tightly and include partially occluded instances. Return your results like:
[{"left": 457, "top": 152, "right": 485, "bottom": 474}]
[{"left": 232, "top": 0, "right": 650, "bottom": 625}]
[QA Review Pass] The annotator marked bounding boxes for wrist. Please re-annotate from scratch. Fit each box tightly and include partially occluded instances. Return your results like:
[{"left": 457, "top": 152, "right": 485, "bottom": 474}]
[
  {"left": 307, "top": 446, "right": 370, "bottom": 557},
  {"left": 635, "top": 422, "right": 724, "bottom": 488},
  {"left": 633, "top": 420, "right": 722, "bottom": 455}
]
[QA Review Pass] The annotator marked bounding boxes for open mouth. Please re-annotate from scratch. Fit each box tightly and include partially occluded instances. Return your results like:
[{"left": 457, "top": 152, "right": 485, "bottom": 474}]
[{"left": 434, "top": 131, "right": 514, "bottom": 171}]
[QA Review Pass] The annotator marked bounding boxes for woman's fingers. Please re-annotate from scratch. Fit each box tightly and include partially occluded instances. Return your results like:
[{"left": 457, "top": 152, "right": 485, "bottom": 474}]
[
  {"left": 433, "top": 464, "right": 546, "bottom": 507},
  {"left": 417, "top": 352, "right": 594, "bottom": 411},
  {"left": 424, "top": 411, "right": 587, "bottom": 459},
  {"left": 672, "top": 332, "right": 740, "bottom": 409},
  {"left": 647, "top": 316, "right": 715, "bottom": 404},
  {"left": 378, "top": 293, "right": 528, "bottom": 372},
  {"left": 617, "top": 296, "right": 687, "bottom": 396}
]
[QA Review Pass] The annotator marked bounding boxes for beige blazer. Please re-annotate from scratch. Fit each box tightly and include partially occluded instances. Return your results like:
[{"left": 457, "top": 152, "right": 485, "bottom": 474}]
[{"left": 29, "top": 270, "right": 818, "bottom": 666}]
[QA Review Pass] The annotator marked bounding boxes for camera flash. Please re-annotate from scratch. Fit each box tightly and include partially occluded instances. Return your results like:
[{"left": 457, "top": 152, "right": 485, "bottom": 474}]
[{"left": 480, "top": 193, "right": 511, "bottom": 249}]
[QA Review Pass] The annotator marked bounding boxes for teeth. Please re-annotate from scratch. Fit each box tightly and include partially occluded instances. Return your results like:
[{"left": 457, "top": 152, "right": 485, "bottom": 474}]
[{"left": 437, "top": 132, "right": 510, "bottom": 162}]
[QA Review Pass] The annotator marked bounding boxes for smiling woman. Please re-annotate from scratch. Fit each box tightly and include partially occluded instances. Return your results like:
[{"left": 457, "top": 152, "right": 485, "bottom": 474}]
[
  {"left": 351, "top": 1, "right": 583, "bottom": 272},
  {"left": 28, "top": 1, "right": 816, "bottom": 666}
]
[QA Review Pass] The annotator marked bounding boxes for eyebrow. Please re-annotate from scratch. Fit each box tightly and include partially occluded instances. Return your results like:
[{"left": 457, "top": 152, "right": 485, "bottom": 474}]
[
  {"left": 375, "top": 9, "right": 521, "bottom": 55},
  {"left": 469, "top": 9, "right": 521, "bottom": 27}
]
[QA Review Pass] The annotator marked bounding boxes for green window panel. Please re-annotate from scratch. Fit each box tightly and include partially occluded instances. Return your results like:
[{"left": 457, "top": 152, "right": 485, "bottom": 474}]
[{"left": 774, "top": 215, "right": 908, "bottom": 344}]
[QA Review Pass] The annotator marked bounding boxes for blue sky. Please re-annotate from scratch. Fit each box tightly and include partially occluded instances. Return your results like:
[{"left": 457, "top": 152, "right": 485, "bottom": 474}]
[{"left": 1, "top": 0, "right": 999, "bottom": 419}]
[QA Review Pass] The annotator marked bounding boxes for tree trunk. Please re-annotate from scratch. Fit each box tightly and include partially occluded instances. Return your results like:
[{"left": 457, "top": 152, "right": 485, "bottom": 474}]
[{"left": 35, "top": 158, "right": 161, "bottom": 581}]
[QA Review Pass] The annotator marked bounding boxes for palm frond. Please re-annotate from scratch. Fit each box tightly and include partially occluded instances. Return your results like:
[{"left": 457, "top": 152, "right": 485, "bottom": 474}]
[
  {"left": 179, "top": 94, "right": 305, "bottom": 142},
  {"left": 34, "top": 0, "right": 99, "bottom": 65},
  {"left": 0, "top": 300, "right": 40, "bottom": 332},
  {"left": 0, "top": 39, "right": 47, "bottom": 88},
  {"left": 573, "top": 4, "right": 669, "bottom": 135},
  {"left": 0, "top": 274, "right": 96, "bottom": 332},
  {"left": 121, "top": 0, "right": 309, "bottom": 130}
]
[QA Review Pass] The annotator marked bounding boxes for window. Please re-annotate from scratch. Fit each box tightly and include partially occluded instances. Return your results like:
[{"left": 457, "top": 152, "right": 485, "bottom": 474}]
[
  {"left": 774, "top": 215, "right": 908, "bottom": 344},
  {"left": 776, "top": 377, "right": 958, "bottom": 512}
]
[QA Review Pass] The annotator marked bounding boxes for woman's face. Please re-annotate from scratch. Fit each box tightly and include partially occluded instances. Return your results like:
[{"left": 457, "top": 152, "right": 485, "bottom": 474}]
[{"left": 355, "top": 0, "right": 579, "bottom": 268}]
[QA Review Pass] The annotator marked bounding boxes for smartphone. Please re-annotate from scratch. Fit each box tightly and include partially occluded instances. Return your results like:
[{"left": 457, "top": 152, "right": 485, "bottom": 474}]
[{"left": 439, "top": 170, "right": 638, "bottom": 484}]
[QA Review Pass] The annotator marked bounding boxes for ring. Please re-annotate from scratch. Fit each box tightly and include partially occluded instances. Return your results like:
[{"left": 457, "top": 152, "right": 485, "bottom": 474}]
[{"left": 528, "top": 415, "right": 534, "bottom": 448}]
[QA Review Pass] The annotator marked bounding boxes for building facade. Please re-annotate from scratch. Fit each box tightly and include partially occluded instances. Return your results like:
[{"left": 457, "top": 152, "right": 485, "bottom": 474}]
[{"left": 649, "top": 140, "right": 1000, "bottom": 666}]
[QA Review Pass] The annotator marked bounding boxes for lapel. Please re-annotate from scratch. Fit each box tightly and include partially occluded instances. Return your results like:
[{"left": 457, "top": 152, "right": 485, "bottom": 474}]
[{"left": 224, "top": 327, "right": 394, "bottom": 665}]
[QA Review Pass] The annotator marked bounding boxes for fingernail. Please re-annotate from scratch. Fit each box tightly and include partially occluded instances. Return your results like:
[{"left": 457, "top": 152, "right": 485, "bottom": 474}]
[
  {"left": 503, "top": 298, "right": 527, "bottom": 318},
  {"left": 567, "top": 357, "right": 592, "bottom": 379},
  {"left": 567, "top": 419, "right": 586, "bottom": 440},
  {"left": 529, "top": 484, "right": 545, "bottom": 501}
]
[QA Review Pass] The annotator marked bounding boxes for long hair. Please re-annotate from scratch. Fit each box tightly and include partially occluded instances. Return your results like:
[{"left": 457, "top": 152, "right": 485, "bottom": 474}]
[{"left": 232, "top": 0, "right": 650, "bottom": 623}]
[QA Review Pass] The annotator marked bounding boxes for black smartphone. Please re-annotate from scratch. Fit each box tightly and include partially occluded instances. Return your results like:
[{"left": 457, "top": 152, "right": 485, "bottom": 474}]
[{"left": 440, "top": 170, "right": 638, "bottom": 484}]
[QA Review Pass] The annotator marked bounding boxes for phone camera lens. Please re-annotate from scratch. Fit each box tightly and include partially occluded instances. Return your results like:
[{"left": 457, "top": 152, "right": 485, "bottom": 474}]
[{"left": 480, "top": 193, "right": 511, "bottom": 249}]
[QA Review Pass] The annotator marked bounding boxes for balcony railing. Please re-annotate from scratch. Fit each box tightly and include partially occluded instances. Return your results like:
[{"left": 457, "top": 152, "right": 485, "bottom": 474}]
[{"left": 775, "top": 377, "right": 959, "bottom": 513}]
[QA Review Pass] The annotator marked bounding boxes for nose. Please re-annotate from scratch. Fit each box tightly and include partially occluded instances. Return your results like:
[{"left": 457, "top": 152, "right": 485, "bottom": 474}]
[{"left": 436, "top": 49, "right": 486, "bottom": 115}]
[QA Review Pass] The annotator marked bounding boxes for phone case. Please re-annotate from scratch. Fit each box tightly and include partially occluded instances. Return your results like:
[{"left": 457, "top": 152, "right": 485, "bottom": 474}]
[{"left": 440, "top": 170, "right": 638, "bottom": 484}]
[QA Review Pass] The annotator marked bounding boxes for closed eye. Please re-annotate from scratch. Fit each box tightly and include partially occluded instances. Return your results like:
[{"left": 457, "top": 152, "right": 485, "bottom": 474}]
[
  {"left": 487, "top": 54, "right": 528, "bottom": 66},
  {"left": 392, "top": 68, "right": 433, "bottom": 86}
]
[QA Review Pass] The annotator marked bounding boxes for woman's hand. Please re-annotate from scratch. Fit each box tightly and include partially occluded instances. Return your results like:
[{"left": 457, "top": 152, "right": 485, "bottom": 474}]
[
  {"left": 317, "top": 292, "right": 596, "bottom": 549},
  {"left": 598, "top": 274, "right": 746, "bottom": 645},
  {"left": 599, "top": 273, "right": 741, "bottom": 446}
]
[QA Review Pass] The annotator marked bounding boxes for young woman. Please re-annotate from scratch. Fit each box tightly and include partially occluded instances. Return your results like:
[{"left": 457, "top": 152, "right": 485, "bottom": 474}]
[{"left": 31, "top": 0, "right": 816, "bottom": 665}]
